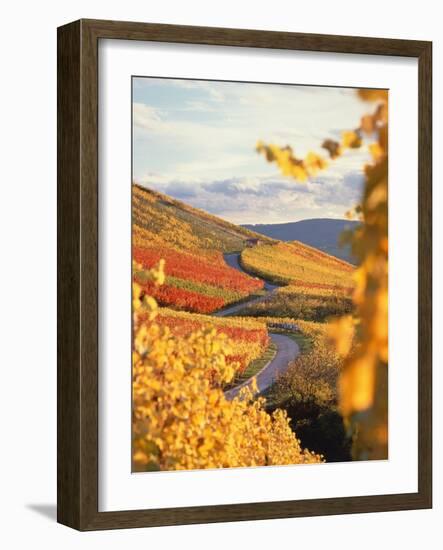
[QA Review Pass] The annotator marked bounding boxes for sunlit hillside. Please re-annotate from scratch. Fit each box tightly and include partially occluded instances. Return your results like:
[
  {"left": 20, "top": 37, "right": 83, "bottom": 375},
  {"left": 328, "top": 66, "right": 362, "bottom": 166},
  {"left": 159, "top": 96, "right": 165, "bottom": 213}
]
[
  {"left": 132, "top": 184, "right": 268, "bottom": 313},
  {"left": 243, "top": 219, "right": 361, "bottom": 264},
  {"left": 132, "top": 183, "right": 357, "bottom": 464},
  {"left": 133, "top": 184, "right": 275, "bottom": 254},
  {"left": 133, "top": 184, "right": 355, "bottom": 320},
  {"left": 238, "top": 242, "right": 354, "bottom": 321},
  {"left": 241, "top": 241, "right": 354, "bottom": 291}
]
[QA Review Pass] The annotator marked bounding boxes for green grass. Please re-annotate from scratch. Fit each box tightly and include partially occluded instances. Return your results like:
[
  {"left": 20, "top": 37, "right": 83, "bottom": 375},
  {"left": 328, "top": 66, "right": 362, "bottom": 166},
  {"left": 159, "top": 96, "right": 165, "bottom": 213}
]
[
  {"left": 271, "top": 330, "right": 312, "bottom": 354},
  {"left": 227, "top": 342, "right": 277, "bottom": 389}
]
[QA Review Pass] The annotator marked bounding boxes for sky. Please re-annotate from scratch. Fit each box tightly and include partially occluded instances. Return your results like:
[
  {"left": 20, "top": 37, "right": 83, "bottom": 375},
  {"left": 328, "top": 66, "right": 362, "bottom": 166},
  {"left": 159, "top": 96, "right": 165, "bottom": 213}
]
[{"left": 132, "top": 77, "right": 374, "bottom": 225}]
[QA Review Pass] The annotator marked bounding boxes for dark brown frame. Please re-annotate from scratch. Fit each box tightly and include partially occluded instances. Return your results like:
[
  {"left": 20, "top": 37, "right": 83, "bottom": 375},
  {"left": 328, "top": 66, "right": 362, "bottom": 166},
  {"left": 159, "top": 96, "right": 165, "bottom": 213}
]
[{"left": 57, "top": 19, "right": 432, "bottom": 531}]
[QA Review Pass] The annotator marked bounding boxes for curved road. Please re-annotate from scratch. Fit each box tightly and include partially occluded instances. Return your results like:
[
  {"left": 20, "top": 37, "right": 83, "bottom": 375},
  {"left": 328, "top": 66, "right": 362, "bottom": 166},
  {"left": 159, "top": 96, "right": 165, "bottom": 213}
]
[
  {"left": 217, "top": 252, "right": 300, "bottom": 399},
  {"left": 223, "top": 253, "right": 280, "bottom": 291},
  {"left": 225, "top": 333, "right": 299, "bottom": 400},
  {"left": 214, "top": 253, "right": 280, "bottom": 318}
]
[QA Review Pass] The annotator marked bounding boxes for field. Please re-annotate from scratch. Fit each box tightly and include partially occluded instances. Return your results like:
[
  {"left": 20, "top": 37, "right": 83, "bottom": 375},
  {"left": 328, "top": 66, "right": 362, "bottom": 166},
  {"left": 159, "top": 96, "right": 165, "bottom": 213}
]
[
  {"left": 133, "top": 185, "right": 267, "bottom": 313},
  {"left": 133, "top": 247, "right": 262, "bottom": 313},
  {"left": 133, "top": 183, "right": 354, "bottom": 368},
  {"left": 153, "top": 308, "right": 269, "bottom": 374},
  {"left": 132, "top": 184, "right": 276, "bottom": 381},
  {"left": 132, "top": 183, "right": 355, "bottom": 469},
  {"left": 133, "top": 184, "right": 275, "bottom": 254},
  {"left": 234, "top": 288, "right": 354, "bottom": 321},
  {"left": 241, "top": 241, "right": 354, "bottom": 289}
]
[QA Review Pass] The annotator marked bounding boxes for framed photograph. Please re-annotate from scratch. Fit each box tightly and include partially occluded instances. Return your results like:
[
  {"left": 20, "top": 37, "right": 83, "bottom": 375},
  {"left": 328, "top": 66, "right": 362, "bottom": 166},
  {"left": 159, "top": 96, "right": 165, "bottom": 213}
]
[{"left": 57, "top": 19, "right": 432, "bottom": 530}]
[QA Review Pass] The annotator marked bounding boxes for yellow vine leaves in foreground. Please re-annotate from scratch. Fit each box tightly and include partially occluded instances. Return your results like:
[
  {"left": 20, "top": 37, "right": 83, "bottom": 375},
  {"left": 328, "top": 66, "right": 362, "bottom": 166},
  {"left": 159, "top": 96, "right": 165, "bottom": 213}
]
[
  {"left": 132, "top": 261, "right": 322, "bottom": 471},
  {"left": 256, "top": 143, "right": 328, "bottom": 182},
  {"left": 257, "top": 88, "right": 388, "bottom": 459}
]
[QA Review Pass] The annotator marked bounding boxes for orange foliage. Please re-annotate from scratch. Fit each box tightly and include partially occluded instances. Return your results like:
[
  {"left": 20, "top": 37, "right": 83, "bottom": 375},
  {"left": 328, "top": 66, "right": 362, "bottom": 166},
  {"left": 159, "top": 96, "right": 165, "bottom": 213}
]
[
  {"left": 257, "top": 89, "right": 389, "bottom": 459},
  {"left": 132, "top": 263, "right": 322, "bottom": 471}
]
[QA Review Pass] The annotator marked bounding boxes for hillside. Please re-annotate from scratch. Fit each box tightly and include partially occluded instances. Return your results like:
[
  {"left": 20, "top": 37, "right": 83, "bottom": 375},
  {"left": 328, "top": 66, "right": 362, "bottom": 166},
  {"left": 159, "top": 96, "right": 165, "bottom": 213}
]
[
  {"left": 133, "top": 184, "right": 275, "bottom": 254},
  {"left": 133, "top": 184, "right": 355, "bottom": 323},
  {"left": 241, "top": 241, "right": 354, "bottom": 289},
  {"left": 132, "top": 184, "right": 269, "bottom": 314},
  {"left": 132, "top": 183, "right": 355, "bottom": 406},
  {"left": 242, "top": 219, "right": 361, "bottom": 264},
  {"left": 236, "top": 241, "right": 355, "bottom": 321}
]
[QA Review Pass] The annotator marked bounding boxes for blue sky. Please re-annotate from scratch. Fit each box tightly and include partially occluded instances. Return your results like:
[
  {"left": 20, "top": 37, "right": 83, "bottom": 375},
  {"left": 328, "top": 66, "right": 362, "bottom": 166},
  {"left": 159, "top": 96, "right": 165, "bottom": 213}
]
[{"left": 133, "top": 77, "right": 374, "bottom": 224}]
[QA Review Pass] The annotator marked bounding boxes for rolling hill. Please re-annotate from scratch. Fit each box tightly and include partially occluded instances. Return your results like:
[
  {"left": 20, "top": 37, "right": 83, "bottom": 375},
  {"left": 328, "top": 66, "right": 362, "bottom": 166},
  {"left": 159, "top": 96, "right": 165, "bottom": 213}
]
[
  {"left": 132, "top": 183, "right": 355, "bottom": 377},
  {"left": 132, "top": 184, "right": 275, "bottom": 376},
  {"left": 242, "top": 219, "right": 361, "bottom": 264},
  {"left": 133, "top": 184, "right": 354, "bottom": 321},
  {"left": 132, "top": 184, "right": 359, "bottom": 469},
  {"left": 133, "top": 183, "right": 275, "bottom": 255},
  {"left": 132, "top": 184, "right": 272, "bottom": 314}
]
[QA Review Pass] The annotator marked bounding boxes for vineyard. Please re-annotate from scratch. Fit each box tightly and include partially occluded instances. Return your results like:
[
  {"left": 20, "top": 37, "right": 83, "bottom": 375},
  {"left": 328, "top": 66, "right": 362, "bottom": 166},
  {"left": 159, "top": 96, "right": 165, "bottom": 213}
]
[
  {"left": 132, "top": 182, "right": 355, "bottom": 363},
  {"left": 154, "top": 308, "right": 269, "bottom": 374},
  {"left": 241, "top": 241, "right": 354, "bottom": 290},
  {"left": 133, "top": 184, "right": 274, "bottom": 254},
  {"left": 132, "top": 183, "right": 356, "bottom": 470},
  {"left": 233, "top": 241, "right": 354, "bottom": 321},
  {"left": 262, "top": 319, "right": 353, "bottom": 462},
  {"left": 132, "top": 185, "right": 266, "bottom": 313},
  {"left": 132, "top": 264, "right": 322, "bottom": 470}
]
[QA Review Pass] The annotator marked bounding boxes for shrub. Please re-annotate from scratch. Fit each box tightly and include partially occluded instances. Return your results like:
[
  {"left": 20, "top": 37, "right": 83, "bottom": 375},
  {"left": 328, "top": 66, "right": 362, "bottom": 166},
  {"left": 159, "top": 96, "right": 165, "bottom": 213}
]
[
  {"left": 132, "top": 265, "right": 323, "bottom": 471},
  {"left": 268, "top": 322, "right": 352, "bottom": 462},
  {"left": 237, "top": 291, "right": 353, "bottom": 322}
]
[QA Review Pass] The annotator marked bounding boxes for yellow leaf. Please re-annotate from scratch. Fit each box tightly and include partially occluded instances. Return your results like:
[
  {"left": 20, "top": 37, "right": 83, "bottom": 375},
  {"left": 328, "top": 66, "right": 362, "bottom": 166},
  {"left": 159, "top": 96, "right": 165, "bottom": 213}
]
[
  {"left": 339, "top": 354, "right": 376, "bottom": 415},
  {"left": 342, "top": 130, "right": 362, "bottom": 149}
]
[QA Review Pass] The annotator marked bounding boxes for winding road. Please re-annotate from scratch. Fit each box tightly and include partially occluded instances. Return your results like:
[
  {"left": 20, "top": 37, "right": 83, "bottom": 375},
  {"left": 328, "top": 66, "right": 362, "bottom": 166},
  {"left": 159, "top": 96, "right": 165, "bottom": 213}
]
[
  {"left": 217, "top": 252, "right": 300, "bottom": 399},
  {"left": 214, "top": 253, "right": 279, "bottom": 318},
  {"left": 223, "top": 253, "right": 280, "bottom": 291},
  {"left": 225, "top": 333, "right": 299, "bottom": 399}
]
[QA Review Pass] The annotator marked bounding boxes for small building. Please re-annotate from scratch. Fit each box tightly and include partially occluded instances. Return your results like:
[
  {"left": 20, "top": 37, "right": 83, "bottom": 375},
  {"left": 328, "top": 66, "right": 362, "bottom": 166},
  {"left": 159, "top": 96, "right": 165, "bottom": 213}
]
[{"left": 245, "top": 238, "right": 261, "bottom": 247}]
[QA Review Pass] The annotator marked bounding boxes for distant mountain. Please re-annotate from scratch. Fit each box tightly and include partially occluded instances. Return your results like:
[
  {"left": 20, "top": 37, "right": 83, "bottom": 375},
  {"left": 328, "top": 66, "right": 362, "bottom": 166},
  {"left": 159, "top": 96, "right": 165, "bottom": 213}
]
[{"left": 242, "top": 219, "right": 361, "bottom": 264}]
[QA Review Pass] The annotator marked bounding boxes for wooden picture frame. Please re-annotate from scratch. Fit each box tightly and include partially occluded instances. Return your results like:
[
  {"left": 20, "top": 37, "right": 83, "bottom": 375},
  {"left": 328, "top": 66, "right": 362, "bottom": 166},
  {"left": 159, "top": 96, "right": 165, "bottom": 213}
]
[{"left": 57, "top": 19, "right": 432, "bottom": 530}]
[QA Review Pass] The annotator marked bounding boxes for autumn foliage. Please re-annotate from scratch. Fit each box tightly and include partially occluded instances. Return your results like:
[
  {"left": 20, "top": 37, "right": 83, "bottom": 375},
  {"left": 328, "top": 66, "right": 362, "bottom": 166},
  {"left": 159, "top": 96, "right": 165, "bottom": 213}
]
[
  {"left": 270, "top": 321, "right": 352, "bottom": 462},
  {"left": 132, "top": 263, "right": 322, "bottom": 470},
  {"left": 257, "top": 89, "right": 389, "bottom": 459},
  {"left": 152, "top": 308, "right": 269, "bottom": 374},
  {"left": 134, "top": 246, "right": 262, "bottom": 294},
  {"left": 130, "top": 87, "right": 389, "bottom": 468},
  {"left": 241, "top": 241, "right": 353, "bottom": 290},
  {"left": 132, "top": 187, "right": 264, "bottom": 314}
]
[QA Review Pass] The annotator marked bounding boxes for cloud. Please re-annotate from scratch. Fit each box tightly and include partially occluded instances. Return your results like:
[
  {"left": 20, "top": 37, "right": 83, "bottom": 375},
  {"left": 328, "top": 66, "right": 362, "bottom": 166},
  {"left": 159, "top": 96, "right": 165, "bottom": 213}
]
[
  {"left": 201, "top": 176, "right": 308, "bottom": 197},
  {"left": 167, "top": 79, "right": 226, "bottom": 102},
  {"left": 174, "top": 154, "right": 252, "bottom": 177},
  {"left": 139, "top": 169, "right": 365, "bottom": 225},
  {"left": 133, "top": 77, "right": 376, "bottom": 223},
  {"left": 133, "top": 103, "right": 163, "bottom": 130},
  {"left": 183, "top": 100, "right": 215, "bottom": 113},
  {"left": 133, "top": 101, "right": 247, "bottom": 155},
  {"left": 163, "top": 182, "right": 197, "bottom": 199}
]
